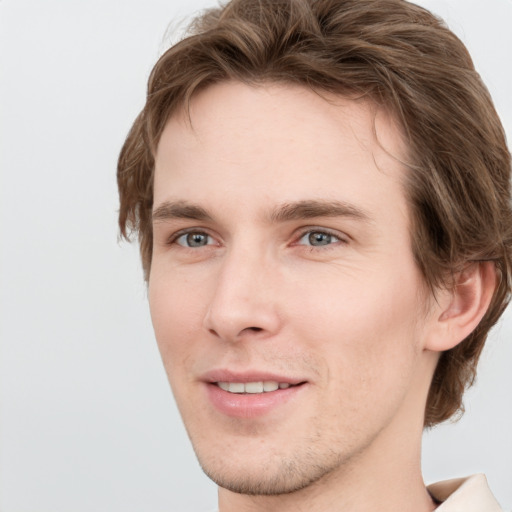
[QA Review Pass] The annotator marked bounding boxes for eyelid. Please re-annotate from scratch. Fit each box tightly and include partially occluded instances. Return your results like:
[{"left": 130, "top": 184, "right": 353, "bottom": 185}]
[
  {"left": 163, "top": 225, "right": 348, "bottom": 248},
  {"left": 166, "top": 227, "right": 219, "bottom": 247},
  {"left": 293, "top": 226, "right": 349, "bottom": 245}
]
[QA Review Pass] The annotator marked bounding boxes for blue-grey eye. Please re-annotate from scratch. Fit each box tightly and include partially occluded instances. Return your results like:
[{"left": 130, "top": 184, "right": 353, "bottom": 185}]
[
  {"left": 176, "top": 232, "right": 212, "bottom": 247},
  {"left": 299, "top": 231, "right": 340, "bottom": 246}
]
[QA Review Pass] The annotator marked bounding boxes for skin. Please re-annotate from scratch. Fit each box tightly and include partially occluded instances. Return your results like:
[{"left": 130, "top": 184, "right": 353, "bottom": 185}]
[{"left": 149, "top": 81, "right": 494, "bottom": 512}]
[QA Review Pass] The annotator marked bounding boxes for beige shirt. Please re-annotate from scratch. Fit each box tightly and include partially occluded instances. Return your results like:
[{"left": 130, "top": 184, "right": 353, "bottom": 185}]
[{"left": 428, "top": 474, "right": 504, "bottom": 511}]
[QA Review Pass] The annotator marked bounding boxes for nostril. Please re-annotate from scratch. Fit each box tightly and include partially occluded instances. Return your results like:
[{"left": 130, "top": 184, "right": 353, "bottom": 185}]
[{"left": 207, "top": 326, "right": 264, "bottom": 340}]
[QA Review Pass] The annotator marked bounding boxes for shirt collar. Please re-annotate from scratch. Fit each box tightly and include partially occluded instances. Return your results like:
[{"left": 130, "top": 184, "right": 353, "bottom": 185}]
[{"left": 428, "top": 474, "right": 503, "bottom": 511}]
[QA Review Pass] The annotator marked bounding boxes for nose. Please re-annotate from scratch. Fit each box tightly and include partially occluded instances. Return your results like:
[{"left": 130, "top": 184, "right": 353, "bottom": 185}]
[{"left": 203, "top": 245, "right": 282, "bottom": 343}]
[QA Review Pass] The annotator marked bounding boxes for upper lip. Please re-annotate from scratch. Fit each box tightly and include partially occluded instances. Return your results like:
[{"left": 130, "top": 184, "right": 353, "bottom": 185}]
[{"left": 201, "top": 369, "right": 306, "bottom": 385}]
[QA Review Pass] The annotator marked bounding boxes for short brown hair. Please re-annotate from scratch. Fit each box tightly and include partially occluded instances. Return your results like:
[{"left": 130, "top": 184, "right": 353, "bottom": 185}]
[{"left": 117, "top": 0, "right": 512, "bottom": 426}]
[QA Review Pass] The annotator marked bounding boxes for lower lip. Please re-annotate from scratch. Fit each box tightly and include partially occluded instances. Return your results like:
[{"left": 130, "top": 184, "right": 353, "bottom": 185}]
[{"left": 205, "top": 383, "right": 305, "bottom": 418}]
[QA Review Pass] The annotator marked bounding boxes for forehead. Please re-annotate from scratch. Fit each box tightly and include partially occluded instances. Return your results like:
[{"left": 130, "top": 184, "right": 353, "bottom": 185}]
[
  {"left": 159, "top": 80, "right": 406, "bottom": 157},
  {"left": 153, "top": 81, "right": 409, "bottom": 216}
]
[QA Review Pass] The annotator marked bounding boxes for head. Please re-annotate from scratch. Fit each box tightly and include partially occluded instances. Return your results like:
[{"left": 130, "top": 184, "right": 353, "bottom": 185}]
[{"left": 118, "top": 0, "right": 512, "bottom": 493}]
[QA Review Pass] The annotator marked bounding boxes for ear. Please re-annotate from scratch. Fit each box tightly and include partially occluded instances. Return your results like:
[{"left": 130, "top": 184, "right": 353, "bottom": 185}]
[{"left": 424, "top": 261, "right": 497, "bottom": 352}]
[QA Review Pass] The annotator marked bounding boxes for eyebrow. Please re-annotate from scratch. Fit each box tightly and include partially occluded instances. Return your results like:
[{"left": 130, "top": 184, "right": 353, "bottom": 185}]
[
  {"left": 269, "top": 200, "right": 373, "bottom": 224},
  {"left": 152, "top": 200, "right": 213, "bottom": 222},
  {"left": 152, "top": 199, "right": 372, "bottom": 224}
]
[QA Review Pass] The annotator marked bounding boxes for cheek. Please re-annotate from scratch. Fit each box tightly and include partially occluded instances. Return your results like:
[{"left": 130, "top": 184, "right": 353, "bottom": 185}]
[
  {"left": 287, "top": 267, "right": 424, "bottom": 389},
  {"left": 148, "top": 271, "right": 207, "bottom": 369},
  {"left": 148, "top": 279, "right": 207, "bottom": 415}
]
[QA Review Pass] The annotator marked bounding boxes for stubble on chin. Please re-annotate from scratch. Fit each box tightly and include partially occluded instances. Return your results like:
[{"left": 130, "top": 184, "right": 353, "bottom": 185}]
[{"left": 197, "top": 445, "right": 347, "bottom": 496}]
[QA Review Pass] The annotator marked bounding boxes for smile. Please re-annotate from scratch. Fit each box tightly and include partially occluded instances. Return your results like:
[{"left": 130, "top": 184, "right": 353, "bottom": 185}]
[
  {"left": 216, "top": 381, "right": 292, "bottom": 393},
  {"left": 204, "top": 374, "right": 306, "bottom": 418}
]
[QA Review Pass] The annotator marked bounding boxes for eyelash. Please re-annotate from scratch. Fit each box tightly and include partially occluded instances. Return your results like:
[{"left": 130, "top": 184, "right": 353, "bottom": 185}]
[
  {"left": 169, "top": 229, "right": 216, "bottom": 248},
  {"left": 294, "top": 227, "right": 347, "bottom": 248},
  {"left": 167, "top": 227, "right": 348, "bottom": 249}
]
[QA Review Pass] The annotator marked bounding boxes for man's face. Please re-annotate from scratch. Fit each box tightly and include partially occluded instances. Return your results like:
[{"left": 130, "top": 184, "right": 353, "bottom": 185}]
[{"left": 150, "top": 81, "right": 439, "bottom": 494}]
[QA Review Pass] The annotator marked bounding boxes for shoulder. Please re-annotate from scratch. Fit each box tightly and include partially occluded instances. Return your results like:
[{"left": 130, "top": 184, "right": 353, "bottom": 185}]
[{"left": 428, "top": 474, "right": 505, "bottom": 511}]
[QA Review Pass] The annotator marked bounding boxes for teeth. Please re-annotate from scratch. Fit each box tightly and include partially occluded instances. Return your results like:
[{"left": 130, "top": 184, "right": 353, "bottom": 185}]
[
  {"left": 245, "top": 382, "right": 264, "bottom": 393},
  {"left": 228, "top": 382, "right": 245, "bottom": 393},
  {"left": 263, "top": 381, "right": 279, "bottom": 392},
  {"left": 217, "top": 381, "right": 293, "bottom": 394}
]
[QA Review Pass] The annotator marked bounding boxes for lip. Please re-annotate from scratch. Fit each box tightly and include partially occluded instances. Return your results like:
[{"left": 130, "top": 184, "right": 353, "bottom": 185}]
[
  {"left": 201, "top": 369, "right": 305, "bottom": 385},
  {"left": 201, "top": 369, "right": 307, "bottom": 419}
]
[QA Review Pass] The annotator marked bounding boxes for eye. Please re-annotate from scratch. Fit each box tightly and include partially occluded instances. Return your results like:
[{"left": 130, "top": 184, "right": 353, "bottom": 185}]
[
  {"left": 297, "top": 230, "right": 342, "bottom": 247},
  {"left": 175, "top": 231, "right": 214, "bottom": 248}
]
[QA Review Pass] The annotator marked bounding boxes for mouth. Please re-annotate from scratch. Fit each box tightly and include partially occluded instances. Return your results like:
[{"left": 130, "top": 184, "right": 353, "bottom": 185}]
[
  {"left": 202, "top": 372, "right": 307, "bottom": 418},
  {"left": 215, "top": 381, "right": 297, "bottom": 394}
]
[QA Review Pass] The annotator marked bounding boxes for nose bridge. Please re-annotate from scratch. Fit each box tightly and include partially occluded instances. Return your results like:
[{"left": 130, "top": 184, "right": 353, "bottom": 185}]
[{"left": 203, "top": 239, "right": 280, "bottom": 341}]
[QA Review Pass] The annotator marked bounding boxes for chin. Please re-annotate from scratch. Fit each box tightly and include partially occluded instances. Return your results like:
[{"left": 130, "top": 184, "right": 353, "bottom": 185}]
[{"left": 195, "top": 444, "right": 345, "bottom": 496}]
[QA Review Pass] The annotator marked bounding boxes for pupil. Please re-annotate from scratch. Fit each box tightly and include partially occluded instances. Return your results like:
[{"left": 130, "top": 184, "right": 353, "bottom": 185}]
[
  {"left": 309, "top": 232, "right": 331, "bottom": 246},
  {"left": 187, "top": 233, "right": 207, "bottom": 247}
]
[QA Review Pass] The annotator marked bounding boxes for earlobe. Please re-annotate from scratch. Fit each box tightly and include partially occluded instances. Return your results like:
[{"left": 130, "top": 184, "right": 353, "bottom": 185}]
[{"left": 425, "top": 261, "right": 497, "bottom": 352}]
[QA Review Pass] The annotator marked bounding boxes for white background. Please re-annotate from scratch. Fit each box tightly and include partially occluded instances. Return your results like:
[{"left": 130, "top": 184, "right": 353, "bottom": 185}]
[{"left": 0, "top": 1, "right": 511, "bottom": 511}]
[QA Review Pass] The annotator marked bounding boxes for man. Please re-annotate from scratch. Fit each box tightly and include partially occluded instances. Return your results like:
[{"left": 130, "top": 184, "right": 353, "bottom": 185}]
[{"left": 117, "top": 0, "right": 512, "bottom": 510}]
